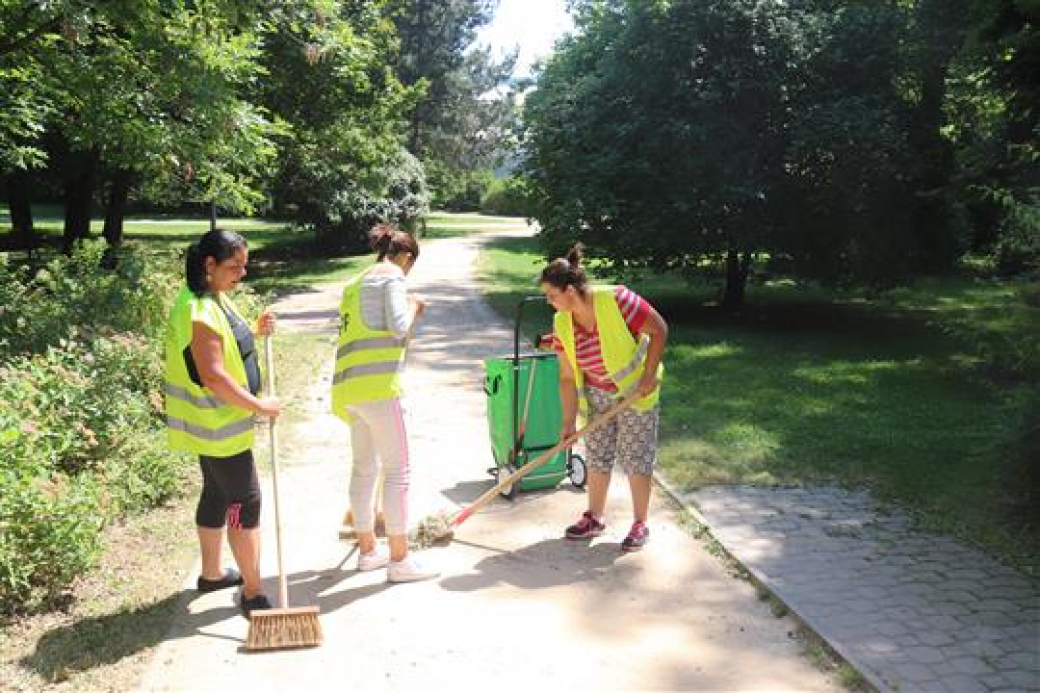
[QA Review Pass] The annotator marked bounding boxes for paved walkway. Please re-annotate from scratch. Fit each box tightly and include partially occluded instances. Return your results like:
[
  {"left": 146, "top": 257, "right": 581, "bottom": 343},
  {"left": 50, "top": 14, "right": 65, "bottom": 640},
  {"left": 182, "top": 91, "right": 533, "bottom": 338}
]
[
  {"left": 687, "top": 485, "right": 1040, "bottom": 693},
  {"left": 137, "top": 227, "right": 835, "bottom": 691}
]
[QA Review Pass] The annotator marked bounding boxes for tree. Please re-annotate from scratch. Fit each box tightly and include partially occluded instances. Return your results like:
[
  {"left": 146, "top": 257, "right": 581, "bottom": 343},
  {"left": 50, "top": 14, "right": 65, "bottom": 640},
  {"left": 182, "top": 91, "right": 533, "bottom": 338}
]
[
  {"left": 1, "top": 1, "right": 282, "bottom": 252},
  {"left": 525, "top": 0, "right": 798, "bottom": 308},
  {"left": 0, "top": 0, "right": 64, "bottom": 249},
  {"left": 775, "top": 2, "right": 919, "bottom": 286},
  {"left": 391, "top": 0, "right": 517, "bottom": 205},
  {"left": 257, "top": 0, "right": 423, "bottom": 250},
  {"left": 957, "top": 0, "right": 1040, "bottom": 275},
  {"left": 52, "top": 2, "right": 280, "bottom": 251}
]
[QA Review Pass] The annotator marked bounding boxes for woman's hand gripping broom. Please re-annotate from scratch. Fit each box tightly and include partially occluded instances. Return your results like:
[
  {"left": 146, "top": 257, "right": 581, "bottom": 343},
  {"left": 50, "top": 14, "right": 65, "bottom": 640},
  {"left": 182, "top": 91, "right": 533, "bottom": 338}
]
[{"left": 246, "top": 333, "right": 323, "bottom": 651}]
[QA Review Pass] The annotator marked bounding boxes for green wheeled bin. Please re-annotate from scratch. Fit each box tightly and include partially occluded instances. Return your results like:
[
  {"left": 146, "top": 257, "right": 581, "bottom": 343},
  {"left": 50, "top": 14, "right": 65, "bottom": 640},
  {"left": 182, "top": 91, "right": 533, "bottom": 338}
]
[{"left": 483, "top": 297, "right": 587, "bottom": 497}]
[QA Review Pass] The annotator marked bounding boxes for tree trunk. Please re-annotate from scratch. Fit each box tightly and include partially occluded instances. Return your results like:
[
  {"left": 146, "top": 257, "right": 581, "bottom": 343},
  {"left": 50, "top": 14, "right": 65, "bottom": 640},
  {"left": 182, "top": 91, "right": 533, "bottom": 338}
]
[
  {"left": 909, "top": 0, "right": 968, "bottom": 271},
  {"left": 722, "top": 248, "right": 752, "bottom": 311},
  {"left": 102, "top": 167, "right": 133, "bottom": 247},
  {"left": 5, "top": 169, "right": 37, "bottom": 250},
  {"left": 408, "top": 0, "right": 428, "bottom": 155},
  {"left": 62, "top": 149, "right": 99, "bottom": 254}
]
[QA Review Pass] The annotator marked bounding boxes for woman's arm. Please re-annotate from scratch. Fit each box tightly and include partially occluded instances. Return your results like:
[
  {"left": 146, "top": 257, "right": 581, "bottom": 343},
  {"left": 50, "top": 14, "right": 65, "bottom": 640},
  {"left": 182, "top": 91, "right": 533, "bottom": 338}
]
[
  {"left": 557, "top": 350, "right": 580, "bottom": 439},
  {"left": 635, "top": 304, "right": 668, "bottom": 397},
  {"left": 191, "top": 322, "right": 280, "bottom": 418}
]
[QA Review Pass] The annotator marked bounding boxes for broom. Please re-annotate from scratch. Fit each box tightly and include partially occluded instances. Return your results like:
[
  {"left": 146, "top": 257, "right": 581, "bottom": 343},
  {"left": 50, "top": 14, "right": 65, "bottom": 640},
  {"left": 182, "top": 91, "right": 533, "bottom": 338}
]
[
  {"left": 246, "top": 333, "right": 323, "bottom": 651},
  {"left": 414, "top": 388, "right": 643, "bottom": 547}
]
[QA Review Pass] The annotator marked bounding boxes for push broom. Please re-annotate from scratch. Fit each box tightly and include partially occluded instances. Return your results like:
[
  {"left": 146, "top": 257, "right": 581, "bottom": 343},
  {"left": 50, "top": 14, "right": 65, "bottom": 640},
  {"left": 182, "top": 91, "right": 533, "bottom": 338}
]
[
  {"left": 414, "top": 387, "right": 643, "bottom": 546},
  {"left": 246, "top": 333, "right": 323, "bottom": 651}
]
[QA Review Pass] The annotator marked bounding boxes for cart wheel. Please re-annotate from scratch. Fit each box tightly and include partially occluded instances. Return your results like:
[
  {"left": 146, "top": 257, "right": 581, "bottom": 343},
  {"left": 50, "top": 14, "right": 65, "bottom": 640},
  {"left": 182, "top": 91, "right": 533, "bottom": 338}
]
[
  {"left": 568, "top": 453, "right": 587, "bottom": 488},
  {"left": 497, "top": 463, "right": 518, "bottom": 499}
]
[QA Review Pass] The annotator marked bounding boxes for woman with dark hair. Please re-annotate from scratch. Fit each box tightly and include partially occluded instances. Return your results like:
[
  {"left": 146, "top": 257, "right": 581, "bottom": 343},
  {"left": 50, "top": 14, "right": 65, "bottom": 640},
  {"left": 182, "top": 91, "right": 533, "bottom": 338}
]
[
  {"left": 539, "top": 243, "right": 668, "bottom": 552},
  {"left": 164, "top": 228, "right": 280, "bottom": 618},
  {"left": 331, "top": 223, "right": 438, "bottom": 582}
]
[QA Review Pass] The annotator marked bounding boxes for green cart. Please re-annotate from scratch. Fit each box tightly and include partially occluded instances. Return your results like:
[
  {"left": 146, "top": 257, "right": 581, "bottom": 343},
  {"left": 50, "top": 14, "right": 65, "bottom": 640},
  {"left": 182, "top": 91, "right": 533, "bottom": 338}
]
[{"left": 484, "top": 297, "right": 587, "bottom": 498}]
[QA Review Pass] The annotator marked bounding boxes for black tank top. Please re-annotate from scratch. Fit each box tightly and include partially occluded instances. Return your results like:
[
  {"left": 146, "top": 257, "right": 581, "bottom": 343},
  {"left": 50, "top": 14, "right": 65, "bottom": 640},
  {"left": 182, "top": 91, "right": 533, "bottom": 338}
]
[{"left": 222, "top": 303, "right": 261, "bottom": 396}]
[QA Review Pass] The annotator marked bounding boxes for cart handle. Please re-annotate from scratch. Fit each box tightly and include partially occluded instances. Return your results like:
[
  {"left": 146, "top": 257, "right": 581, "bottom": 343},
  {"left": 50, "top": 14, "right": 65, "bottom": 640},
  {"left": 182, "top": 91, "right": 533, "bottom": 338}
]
[{"left": 514, "top": 295, "right": 545, "bottom": 364}]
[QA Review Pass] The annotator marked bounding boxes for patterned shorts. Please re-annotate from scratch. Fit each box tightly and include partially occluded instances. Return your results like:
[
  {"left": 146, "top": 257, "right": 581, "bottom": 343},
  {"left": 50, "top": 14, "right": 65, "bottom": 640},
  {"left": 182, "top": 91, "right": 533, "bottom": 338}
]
[{"left": 583, "top": 386, "right": 659, "bottom": 477}]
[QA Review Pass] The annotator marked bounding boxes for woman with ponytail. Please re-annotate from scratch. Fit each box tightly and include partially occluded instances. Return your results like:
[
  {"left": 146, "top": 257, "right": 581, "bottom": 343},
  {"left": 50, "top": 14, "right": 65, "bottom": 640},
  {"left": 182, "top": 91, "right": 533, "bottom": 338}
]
[
  {"left": 331, "top": 223, "right": 438, "bottom": 583},
  {"left": 164, "top": 228, "right": 280, "bottom": 618},
  {"left": 539, "top": 243, "right": 669, "bottom": 552}
]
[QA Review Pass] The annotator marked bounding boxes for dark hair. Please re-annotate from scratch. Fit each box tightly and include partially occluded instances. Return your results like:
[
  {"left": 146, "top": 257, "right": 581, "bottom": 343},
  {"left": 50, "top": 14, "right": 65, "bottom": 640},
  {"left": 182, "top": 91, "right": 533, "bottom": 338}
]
[
  {"left": 185, "top": 228, "right": 248, "bottom": 296},
  {"left": 369, "top": 222, "right": 420, "bottom": 261},
  {"left": 539, "top": 243, "right": 588, "bottom": 294}
]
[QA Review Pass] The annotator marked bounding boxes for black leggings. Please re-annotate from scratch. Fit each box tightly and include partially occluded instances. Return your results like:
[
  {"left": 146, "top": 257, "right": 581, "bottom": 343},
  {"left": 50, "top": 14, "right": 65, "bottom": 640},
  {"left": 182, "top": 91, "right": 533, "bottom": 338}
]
[{"left": 196, "top": 450, "right": 262, "bottom": 529}]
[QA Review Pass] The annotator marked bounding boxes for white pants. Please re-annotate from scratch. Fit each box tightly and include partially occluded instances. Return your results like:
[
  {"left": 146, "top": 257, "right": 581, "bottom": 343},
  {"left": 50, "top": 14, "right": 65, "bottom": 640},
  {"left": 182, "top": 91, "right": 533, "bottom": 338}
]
[{"left": 347, "top": 398, "right": 410, "bottom": 536}]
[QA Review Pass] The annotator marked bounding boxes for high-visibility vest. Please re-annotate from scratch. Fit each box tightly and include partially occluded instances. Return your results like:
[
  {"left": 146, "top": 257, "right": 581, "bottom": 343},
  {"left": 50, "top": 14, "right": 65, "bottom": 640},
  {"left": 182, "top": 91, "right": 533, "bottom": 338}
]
[
  {"left": 331, "top": 266, "right": 407, "bottom": 423},
  {"left": 164, "top": 286, "right": 255, "bottom": 456},
  {"left": 554, "top": 285, "right": 663, "bottom": 417}
]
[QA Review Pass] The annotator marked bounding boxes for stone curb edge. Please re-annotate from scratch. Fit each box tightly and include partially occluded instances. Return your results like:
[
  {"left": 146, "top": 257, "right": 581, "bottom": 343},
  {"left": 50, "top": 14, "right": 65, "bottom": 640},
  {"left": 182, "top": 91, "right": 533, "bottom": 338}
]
[{"left": 651, "top": 472, "right": 887, "bottom": 693}]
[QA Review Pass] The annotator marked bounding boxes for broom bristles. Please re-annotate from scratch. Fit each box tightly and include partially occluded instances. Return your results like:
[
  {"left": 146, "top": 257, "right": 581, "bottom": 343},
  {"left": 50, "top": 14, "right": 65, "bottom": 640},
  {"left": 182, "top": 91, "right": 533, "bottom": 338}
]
[
  {"left": 246, "top": 607, "right": 323, "bottom": 651},
  {"left": 410, "top": 509, "right": 455, "bottom": 549}
]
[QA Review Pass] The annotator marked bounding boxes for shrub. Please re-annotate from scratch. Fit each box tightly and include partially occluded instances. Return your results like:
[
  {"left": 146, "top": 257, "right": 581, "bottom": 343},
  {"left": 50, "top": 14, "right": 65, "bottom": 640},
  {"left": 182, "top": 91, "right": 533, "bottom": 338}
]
[
  {"left": 0, "top": 241, "right": 175, "bottom": 357},
  {"left": 0, "top": 472, "right": 104, "bottom": 615},
  {"left": 0, "top": 245, "right": 187, "bottom": 615},
  {"left": 481, "top": 175, "right": 534, "bottom": 217},
  {"left": 996, "top": 202, "right": 1040, "bottom": 278},
  {"left": 302, "top": 148, "right": 430, "bottom": 252}
]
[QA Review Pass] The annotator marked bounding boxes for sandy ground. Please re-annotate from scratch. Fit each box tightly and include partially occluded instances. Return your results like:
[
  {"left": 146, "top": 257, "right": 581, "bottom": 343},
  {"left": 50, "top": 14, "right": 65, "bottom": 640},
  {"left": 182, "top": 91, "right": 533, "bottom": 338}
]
[{"left": 137, "top": 227, "right": 837, "bottom": 692}]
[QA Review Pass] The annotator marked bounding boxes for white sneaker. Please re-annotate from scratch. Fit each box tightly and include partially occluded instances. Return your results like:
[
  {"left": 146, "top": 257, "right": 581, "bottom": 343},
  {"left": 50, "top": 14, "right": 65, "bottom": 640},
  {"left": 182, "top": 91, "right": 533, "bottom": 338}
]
[
  {"left": 357, "top": 545, "right": 390, "bottom": 572},
  {"left": 387, "top": 555, "right": 439, "bottom": 583}
]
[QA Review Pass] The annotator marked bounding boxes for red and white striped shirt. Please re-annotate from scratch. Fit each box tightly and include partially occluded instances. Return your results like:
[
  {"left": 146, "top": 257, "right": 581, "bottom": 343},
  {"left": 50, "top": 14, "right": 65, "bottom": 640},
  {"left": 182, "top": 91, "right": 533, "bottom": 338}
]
[{"left": 553, "top": 286, "right": 650, "bottom": 391}]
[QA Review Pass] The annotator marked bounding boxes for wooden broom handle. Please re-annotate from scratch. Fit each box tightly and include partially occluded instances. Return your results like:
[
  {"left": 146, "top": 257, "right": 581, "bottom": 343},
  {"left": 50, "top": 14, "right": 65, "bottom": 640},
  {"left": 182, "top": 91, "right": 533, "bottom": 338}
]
[
  {"left": 264, "top": 334, "right": 289, "bottom": 609},
  {"left": 452, "top": 388, "right": 644, "bottom": 526}
]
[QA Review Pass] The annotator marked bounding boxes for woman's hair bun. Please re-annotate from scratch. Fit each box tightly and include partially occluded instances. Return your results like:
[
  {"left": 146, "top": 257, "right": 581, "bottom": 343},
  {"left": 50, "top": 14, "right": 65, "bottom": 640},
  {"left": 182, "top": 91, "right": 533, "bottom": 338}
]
[{"left": 565, "top": 242, "right": 585, "bottom": 267}]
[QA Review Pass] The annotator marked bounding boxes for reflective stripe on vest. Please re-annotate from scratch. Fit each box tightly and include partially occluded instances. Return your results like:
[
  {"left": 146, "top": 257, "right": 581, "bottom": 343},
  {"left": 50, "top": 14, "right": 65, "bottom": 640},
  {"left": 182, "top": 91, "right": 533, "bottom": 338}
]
[
  {"left": 334, "top": 335, "right": 406, "bottom": 362},
  {"left": 609, "top": 334, "right": 650, "bottom": 385},
  {"left": 164, "top": 381, "right": 222, "bottom": 409},
  {"left": 332, "top": 359, "right": 403, "bottom": 385},
  {"left": 166, "top": 415, "right": 255, "bottom": 442}
]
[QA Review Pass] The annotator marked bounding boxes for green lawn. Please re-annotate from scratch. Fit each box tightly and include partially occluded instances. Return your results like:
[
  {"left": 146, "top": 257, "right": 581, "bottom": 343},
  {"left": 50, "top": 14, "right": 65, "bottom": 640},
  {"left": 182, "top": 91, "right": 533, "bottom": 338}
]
[
  {"left": 477, "top": 235, "right": 1040, "bottom": 574},
  {"left": 0, "top": 208, "right": 521, "bottom": 293}
]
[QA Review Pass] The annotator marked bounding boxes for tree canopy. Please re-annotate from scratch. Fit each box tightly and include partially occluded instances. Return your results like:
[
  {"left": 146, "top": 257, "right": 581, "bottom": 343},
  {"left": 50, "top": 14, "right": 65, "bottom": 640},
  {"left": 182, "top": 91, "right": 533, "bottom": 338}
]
[{"left": 522, "top": 0, "right": 1040, "bottom": 305}]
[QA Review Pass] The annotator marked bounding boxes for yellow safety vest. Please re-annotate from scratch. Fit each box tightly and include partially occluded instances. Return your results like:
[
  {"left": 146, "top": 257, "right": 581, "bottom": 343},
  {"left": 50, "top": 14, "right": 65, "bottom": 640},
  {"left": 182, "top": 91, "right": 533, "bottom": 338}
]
[
  {"left": 554, "top": 285, "right": 663, "bottom": 417},
  {"left": 164, "top": 287, "right": 255, "bottom": 456},
  {"left": 331, "top": 266, "right": 407, "bottom": 423}
]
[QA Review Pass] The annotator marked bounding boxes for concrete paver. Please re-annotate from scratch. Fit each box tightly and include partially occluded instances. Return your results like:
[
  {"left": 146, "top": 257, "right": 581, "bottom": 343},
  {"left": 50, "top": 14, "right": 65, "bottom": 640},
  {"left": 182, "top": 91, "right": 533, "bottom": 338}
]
[{"left": 688, "top": 485, "right": 1040, "bottom": 693}]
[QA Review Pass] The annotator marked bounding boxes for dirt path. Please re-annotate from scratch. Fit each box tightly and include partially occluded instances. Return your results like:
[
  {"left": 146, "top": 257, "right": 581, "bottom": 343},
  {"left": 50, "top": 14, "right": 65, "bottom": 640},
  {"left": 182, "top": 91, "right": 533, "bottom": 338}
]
[{"left": 137, "top": 227, "right": 837, "bottom": 691}]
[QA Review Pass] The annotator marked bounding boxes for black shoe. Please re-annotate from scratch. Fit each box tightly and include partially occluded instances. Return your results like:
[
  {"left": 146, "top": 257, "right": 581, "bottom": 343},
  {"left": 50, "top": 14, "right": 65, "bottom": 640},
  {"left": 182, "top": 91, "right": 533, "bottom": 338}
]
[
  {"left": 239, "top": 593, "right": 273, "bottom": 619},
  {"left": 196, "top": 568, "right": 244, "bottom": 593}
]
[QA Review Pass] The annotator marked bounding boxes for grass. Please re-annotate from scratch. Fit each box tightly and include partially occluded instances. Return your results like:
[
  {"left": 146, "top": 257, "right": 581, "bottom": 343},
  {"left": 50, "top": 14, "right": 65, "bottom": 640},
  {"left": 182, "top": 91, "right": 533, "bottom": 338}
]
[
  {"left": 477, "top": 235, "right": 1040, "bottom": 575},
  {"left": 1, "top": 207, "right": 528, "bottom": 294}
]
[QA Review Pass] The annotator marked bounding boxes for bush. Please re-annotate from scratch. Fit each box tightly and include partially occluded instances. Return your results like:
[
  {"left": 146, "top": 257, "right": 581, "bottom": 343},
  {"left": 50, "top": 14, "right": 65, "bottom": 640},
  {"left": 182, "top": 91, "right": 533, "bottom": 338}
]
[
  {"left": 430, "top": 166, "right": 494, "bottom": 212},
  {"left": 0, "top": 473, "right": 104, "bottom": 614},
  {"left": 996, "top": 199, "right": 1040, "bottom": 277},
  {"left": 0, "top": 245, "right": 187, "bottom": 615},
  {"left": 303, "top": 148, "right": 430, "bottom": 252},
  {"left": 480, "top": 175, "right": 533, "bottom": 217},
  {"left": 0, "top": 241, "right": 174, "bottom": 356}
]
